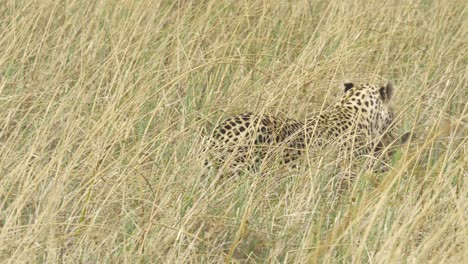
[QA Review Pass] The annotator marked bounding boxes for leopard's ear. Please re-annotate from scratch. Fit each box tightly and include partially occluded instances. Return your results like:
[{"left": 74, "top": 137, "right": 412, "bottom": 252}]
[
  {"left": 379, "top": 81, "right": 394, "bottom": 103},
  {"left": 341, "top": 80, "right": 354, "bottom": 93}
]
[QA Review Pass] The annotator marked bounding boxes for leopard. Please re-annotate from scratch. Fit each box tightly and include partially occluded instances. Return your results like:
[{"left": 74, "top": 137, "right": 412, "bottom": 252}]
[{"left": 204, "top": 81, "right": 399, "bottom": 175}]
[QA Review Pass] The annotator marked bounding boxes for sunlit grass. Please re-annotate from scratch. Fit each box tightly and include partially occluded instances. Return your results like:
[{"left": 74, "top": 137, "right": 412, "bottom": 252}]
[{"left": 0, "top": 0, "right": 466, "bottom": 262}]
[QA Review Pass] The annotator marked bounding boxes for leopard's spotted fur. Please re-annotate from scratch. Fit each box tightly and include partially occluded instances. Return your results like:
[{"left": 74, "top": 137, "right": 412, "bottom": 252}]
[{"left": 205, "top": 81, "right": 396, "bottom": 173}]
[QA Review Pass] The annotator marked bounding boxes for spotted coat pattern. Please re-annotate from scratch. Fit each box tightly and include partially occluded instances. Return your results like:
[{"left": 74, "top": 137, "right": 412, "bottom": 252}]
[{"left": 205, "top": 81, "right": 396, "bottom": 173}]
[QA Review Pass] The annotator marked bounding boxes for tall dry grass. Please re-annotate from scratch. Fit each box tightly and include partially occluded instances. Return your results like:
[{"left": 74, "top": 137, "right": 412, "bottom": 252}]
[{"left": 0, "top": 0, "right": 466, "bottom": 262}]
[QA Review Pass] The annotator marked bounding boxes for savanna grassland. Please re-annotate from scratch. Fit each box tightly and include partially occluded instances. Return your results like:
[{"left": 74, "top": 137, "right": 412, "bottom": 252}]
[{"left": 0, "top": 0, "right": 466, "bottom": 263}]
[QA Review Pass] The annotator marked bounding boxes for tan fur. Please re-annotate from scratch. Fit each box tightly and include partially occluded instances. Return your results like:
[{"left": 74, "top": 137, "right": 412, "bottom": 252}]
[{"left": 205, "top": 81, "right": 396, "bottom": 174}]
